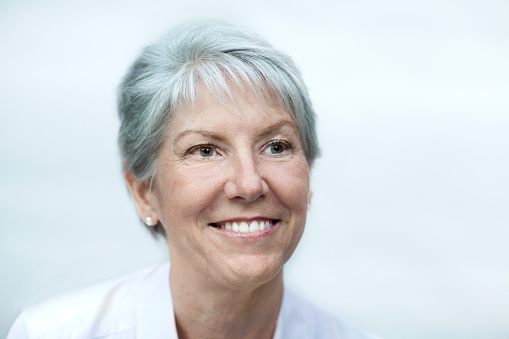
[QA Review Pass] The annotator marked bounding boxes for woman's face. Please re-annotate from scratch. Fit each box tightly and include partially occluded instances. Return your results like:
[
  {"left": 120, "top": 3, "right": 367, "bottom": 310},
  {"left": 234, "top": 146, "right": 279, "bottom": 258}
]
[{"left": 144, "top": 84, "right": 310, "bottom": 287}]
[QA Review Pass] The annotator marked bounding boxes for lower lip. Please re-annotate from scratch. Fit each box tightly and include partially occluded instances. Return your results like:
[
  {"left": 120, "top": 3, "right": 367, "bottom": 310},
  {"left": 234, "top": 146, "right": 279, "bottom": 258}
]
[{"left": 208, "top": 221, "right": 279, "bottom": 240}]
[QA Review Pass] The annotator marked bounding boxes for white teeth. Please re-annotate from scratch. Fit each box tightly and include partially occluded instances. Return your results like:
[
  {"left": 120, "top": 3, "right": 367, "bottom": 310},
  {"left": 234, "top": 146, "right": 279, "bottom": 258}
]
[
  {"left": 249, "top": 220, "right": 260, "bottom": 232},
  {"left": 216, "top": 220, "right": 275, "bottom": 233},
  {"left": 239, "top": 221, "right": 249, "bottom": 233}
]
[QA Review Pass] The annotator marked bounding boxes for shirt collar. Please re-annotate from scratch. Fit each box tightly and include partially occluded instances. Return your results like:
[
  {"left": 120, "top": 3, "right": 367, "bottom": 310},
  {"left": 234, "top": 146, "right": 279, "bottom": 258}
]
[{"left": 136, "top": 263, "right": 178, "bottom": 339}]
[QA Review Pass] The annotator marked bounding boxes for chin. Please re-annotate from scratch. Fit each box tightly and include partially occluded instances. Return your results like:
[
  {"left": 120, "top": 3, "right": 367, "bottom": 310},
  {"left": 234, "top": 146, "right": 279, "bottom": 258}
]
[{"left": 219, "top": 253, "right": 285, "bottom": 288}]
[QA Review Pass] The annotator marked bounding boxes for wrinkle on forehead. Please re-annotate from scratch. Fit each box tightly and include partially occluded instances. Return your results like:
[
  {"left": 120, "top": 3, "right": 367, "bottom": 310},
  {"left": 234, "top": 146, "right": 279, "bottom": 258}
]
[{"left": 172, "top": 119, "right": 297, "bottom": 147}]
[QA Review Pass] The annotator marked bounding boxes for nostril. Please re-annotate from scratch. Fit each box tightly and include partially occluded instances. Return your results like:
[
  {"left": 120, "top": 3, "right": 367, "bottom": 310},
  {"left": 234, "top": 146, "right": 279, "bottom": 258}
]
[{"left": 223, "top": 170, "right": 267, "bottom": 201}]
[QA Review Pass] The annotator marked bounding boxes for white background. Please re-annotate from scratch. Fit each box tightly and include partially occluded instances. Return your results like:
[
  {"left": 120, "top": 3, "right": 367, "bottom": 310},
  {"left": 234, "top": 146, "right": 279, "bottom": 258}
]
[{"left": 1, "top": 1, "right": 508, "bottom": 338}]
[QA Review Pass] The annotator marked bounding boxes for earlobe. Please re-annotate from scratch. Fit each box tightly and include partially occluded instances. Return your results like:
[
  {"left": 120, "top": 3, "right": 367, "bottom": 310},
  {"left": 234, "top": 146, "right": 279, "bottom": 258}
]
[{"left": 123, "top": 170, "right": 159, "bottom": 225}]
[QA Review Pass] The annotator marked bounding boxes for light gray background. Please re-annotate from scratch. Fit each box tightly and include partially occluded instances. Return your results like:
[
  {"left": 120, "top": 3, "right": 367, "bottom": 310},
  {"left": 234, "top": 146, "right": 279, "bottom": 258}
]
[{"left": 1, "top": 1, "right": 508, "bottom": 338}]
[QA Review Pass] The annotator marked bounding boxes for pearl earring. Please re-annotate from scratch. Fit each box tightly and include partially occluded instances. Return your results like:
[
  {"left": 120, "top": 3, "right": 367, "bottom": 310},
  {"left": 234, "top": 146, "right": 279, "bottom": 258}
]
[{"left": 145, "top": 216, "right": 155, "bottom": 226}]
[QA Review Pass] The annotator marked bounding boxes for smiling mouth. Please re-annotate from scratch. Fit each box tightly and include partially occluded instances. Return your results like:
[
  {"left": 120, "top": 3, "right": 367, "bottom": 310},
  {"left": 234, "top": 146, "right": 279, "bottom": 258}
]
[{"left": 209, "top": 219, "right": 278, "bottom": 233}]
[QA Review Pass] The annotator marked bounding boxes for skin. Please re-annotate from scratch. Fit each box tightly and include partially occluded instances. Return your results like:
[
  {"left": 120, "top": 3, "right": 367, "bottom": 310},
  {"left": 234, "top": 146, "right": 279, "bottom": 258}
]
[{"left": 125, "top": 83, "right": 311, "bottom": 339}]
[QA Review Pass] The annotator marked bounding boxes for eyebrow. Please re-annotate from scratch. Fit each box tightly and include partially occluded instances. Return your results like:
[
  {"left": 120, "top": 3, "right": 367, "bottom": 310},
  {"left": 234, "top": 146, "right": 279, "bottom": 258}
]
[
  {"left": 257, "top": 120, "right": 297, "bottom": 139},
  {"left": 172, "top": 120, "right": 297, "bottom": 145},
  {"left": 173, "top": 130, "right": 226, "bottom": 145}
]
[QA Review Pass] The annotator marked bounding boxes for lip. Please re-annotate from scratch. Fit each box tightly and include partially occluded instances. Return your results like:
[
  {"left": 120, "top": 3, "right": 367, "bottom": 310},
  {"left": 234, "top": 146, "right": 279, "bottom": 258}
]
[{"left": 208, "top": 220, "right": 280, "bottom": 240}]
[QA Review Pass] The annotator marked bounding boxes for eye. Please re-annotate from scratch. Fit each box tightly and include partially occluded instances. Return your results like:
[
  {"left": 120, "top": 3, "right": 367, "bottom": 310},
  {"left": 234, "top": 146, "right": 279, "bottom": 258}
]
[
  {"left": 186, "top": 143, "right": 221, "bottom": 159},
  {"left": 199, "top": 146, "right": 214, "bottom": 157},
  {"left": 269, "top": 143, "right": 284, "bottom": 154},
  {"left": 263, "top": 140, "right": 293, "bottom": 156}
]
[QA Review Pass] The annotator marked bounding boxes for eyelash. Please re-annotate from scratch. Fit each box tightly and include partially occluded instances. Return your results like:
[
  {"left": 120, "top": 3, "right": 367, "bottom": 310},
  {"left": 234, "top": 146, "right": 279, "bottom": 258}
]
[
  {"left": 186, "top": 143, "right": 220, "bottom": 158},
  {"left": 264, "top": 139, "right": 294, "bottom": 156}
]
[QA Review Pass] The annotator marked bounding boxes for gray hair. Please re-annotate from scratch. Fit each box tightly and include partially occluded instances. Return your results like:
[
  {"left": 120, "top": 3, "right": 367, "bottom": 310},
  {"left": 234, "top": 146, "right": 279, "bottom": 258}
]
[{"left": 117, "top": 20, "right": 320, "bottom": 237}]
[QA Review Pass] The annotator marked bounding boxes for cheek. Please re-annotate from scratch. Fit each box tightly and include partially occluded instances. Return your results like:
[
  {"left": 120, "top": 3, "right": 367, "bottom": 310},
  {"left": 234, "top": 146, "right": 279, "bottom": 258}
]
[
  {"left": 157, "top": 165, "right": 226, "bottom": 223},
  {"left": 263, "top": 160, "right": 310, "bottom": 210}
]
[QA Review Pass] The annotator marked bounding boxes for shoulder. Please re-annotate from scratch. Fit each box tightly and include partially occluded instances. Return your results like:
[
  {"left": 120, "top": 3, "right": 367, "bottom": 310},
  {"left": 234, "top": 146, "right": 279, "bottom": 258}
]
[
  {"left": 7, "top": 263, "right": 169, "bottom": 339},
  {"left": 278, "top": 287, "right": 382, "bottom": 339}
]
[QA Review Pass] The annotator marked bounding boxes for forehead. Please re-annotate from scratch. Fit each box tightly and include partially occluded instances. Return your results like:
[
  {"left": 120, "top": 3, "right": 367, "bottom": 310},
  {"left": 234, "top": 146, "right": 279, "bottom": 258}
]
[{"left": 169, "top": 82, "right": 294, "bottom": 134}]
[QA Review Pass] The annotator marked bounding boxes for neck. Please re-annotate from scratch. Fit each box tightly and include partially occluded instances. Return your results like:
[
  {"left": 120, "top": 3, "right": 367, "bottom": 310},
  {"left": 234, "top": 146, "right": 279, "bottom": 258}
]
[{"left": 169, "top": 258, "right": 283, "bottom": 339}]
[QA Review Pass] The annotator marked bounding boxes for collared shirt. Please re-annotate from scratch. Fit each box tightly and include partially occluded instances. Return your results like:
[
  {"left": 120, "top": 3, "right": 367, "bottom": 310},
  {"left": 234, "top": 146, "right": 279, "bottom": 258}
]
[{"left": 7, "top": 263, "right": 381, "bottom": 339}]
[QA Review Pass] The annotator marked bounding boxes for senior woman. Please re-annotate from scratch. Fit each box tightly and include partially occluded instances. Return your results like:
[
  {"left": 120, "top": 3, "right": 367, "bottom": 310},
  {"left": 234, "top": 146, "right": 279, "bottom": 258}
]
[{"left": 8, "top": 21, "right": 380, "bottom": 339}]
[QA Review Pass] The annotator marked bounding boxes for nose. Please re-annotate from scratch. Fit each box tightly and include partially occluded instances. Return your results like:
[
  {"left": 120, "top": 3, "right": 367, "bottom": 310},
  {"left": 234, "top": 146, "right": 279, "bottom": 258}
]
[{"left": 224, "top": 153, "right": 268, "bottom": 202}]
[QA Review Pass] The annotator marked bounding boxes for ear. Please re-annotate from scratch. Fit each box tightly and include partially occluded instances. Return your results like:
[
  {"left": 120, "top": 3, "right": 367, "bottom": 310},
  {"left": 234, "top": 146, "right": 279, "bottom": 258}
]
[
  {"left": 308, "top": 190, "right": 313, "bottom": 206},
  {"left": 124, "top": 170, "right": 159, "bottom": 225}
]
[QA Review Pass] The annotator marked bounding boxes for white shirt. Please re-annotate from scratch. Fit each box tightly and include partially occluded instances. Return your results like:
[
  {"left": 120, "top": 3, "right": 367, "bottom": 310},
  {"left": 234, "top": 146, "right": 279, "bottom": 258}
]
[{"left": 7, "top": 263, "right": 381, "bottom": 339}]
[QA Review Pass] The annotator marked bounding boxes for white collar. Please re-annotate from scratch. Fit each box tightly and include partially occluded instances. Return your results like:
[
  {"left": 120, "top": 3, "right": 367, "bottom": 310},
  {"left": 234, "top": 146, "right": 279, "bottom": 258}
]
[{"left": 135, "top": 263, "right": 177, "bottom": 338}]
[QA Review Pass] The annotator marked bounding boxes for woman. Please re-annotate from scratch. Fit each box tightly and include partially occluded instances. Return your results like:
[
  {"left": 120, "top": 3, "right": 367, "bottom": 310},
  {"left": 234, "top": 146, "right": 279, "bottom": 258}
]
[{"left": 8, "top": 20, "right": 380, "bottom": 339}]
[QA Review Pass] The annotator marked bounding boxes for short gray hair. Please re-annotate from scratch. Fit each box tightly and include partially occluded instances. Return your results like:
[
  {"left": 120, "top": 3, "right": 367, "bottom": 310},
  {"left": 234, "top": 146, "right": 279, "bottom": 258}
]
[{"left": 117, "top": 20, "right": 320, "bottom": 236}]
